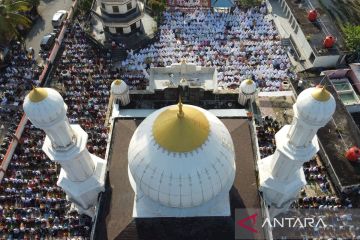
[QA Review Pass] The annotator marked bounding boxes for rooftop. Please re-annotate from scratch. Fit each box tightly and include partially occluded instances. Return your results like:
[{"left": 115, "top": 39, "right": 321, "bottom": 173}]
[
  {"left": 94, "top": 118, "right": 263, "bottom": 239},
  {"left": 284, "top": 0, "right": 346, "bottom": 56},
  {"left": 292, "top": 76, "right": 360, "bottom": 189}
]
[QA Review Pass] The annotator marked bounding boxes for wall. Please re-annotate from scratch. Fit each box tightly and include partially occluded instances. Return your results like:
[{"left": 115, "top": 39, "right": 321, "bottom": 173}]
[
  {"left": 349, "top": 64, "right": 360, "bottom": 93},
  {"left": 312, "top": 54, "right": 341, "bottom": 68},
  {"left": 101, "top": 0, "right": 134, "bottom": 14}
]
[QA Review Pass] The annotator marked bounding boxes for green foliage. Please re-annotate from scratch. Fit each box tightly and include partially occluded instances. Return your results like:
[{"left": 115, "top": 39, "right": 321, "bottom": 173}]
[
  {"left": 148, "top": 0, "right": 166, "bottom": 17},
  {"left": 78, "top": 0, "right": 93, "bottom": 14},
  {"left": 237, "top": 0, "right": 261, "bottom": 8},
  {"left": 343, "top": 24, "right": 360, "bottom": 52},
  {"left": 0, "top": 0, "right": 32, "bottom": 42}
]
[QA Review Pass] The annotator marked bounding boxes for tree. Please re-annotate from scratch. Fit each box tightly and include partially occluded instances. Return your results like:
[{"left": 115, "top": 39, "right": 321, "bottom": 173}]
[
  {"left": 0, "top": 0, "right": 32, "bottom": 43},
  {"left": 148, "top": 0, "right": 165, "bottom": 21},
  {"left": 78, "top": 0, "right": 93, "bottom": 15},
  {"left": 343, "top": 24, "right": 360, "bottom": 52},
  {"left": 237, "top": 0, "right": 261, "bottom": 8},
  {"left": 24, "top": 0, "right": 40, "bottom": 15}
]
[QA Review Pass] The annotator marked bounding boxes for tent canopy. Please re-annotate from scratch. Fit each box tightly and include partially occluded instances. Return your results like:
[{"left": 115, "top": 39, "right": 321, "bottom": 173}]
[{"left": 211, "top": 0, "right": 234, "bottom": 8}]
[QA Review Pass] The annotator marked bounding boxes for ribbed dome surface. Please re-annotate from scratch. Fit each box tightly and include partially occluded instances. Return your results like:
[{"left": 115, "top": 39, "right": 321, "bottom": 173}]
[
  {"left": 111, "top": 79, "right": 128, "bottom": 95},
  {"left": 239, "top": 79, "right": 257, "bottom": 95},
  {"left": 128, "top": 104, "right": 236, "bottom": 208},
  {"left": 23, "top": 88, "right": 66, "bottom": 128},
  {"left": 295, "top": 87, "right": 336, "bottom": 125}
]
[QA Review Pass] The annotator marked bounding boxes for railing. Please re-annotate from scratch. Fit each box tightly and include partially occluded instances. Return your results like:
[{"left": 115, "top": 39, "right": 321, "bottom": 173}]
[{"left": 0, "top": 0, "right": 79, "bottom": 183}]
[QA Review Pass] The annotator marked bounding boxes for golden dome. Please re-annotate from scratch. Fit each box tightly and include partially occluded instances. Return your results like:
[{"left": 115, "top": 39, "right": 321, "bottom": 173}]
[
  {"left": 114, "top": 79, "right": 122, "bottom": 85},
  {"left": 152, "top": 104, "right": 210, "bottom": 153},
  {"left": 245, "top": 79, "right": 254, "bottom": 85},
  {"left": 28, "top": 87, "right": 48, "bottom": 103},
  {"left": 311, "top": 86, "right": 330, "bottom": 102}
]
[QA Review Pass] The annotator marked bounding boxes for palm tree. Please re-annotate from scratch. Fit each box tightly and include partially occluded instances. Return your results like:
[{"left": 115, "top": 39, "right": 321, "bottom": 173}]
[
  {"left": 24, "top": 0, "right": 40, "bottom": 16},
  {"left": 0, "top": 0, "right": 32, "bottom": 43}
]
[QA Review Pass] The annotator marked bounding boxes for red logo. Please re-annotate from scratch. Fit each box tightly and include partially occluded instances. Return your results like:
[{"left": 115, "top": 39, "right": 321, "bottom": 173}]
[{"left": 237, "top": 213, "right": 258, "bottom": 233}]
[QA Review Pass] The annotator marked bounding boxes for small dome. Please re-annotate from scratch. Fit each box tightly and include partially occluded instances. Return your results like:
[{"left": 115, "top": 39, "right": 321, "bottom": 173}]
[
  {"left": 239, "top": 79, "right": 256, "bottom": 95},
  {"left": 23, "top": 88, "right": 67, "bottom": 128},
  {"left": 295, "top": 86, "right": 336, "bottom": 125},
  {"left": 153, "top": 103, "right": 210, "bottom": 153},
  {"left": 128, "top": 104, "right": 236, "bottom": 208},
  {"left": 111, "top": 79, "right": 128, "bottom": 95}
]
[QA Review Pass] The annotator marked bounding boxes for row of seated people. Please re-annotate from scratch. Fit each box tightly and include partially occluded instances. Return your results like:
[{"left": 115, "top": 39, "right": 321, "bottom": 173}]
[
  {"left": 0, "top": 42, "right": 42, "bottom": 164},
  {"left": 0, "top": 22, "right": 116, "bottom": 239},
  {"left": 120, "top": 5, "right": 295, "bottom": 92}
]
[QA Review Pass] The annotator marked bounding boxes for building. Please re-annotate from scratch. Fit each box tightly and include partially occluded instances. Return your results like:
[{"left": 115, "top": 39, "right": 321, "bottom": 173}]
[
  {"left": 92, "top": 0, "right": 144, "bottom": 40},
  {"left": 268, "top": 0, "right": 347, "bottom": 70}
]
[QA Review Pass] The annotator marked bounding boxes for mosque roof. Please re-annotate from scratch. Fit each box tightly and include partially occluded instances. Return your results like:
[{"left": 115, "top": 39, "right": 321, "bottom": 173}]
[{"left": 128, "top": 103, "right": 236, "bottom": 209}]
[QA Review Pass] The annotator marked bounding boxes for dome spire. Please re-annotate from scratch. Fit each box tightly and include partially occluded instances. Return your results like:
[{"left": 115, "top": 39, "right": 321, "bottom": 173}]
[
  {"left": 177, "top": 95, "right": 184, "bottom": 118},
  {"left": 28, "top": 86, "right": 48, "bottom": 103},
  {"left": 311, "top": 85, "right": 330, "bottom": 102}
]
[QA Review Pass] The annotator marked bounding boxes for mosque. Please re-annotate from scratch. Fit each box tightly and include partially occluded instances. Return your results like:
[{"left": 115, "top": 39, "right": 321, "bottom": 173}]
[{"left": 22, "top": 71, "right": 336, "bottom": 239}]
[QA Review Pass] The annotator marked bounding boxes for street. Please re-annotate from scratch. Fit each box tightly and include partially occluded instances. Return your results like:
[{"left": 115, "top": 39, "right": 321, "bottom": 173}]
[{"left": 25, "top": 0, "right": 74, "bottom": 63}]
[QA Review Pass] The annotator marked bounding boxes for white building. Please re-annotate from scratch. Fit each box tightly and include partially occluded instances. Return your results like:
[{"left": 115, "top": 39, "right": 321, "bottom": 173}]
[
  {"left": 93, "top": 0, "right": 144, "bottom": 38},
  {"left": 127, "top": 101, "right": 236, "bottom": 217},
  {"left": 238, "top": 79, "right": 257, "bottom": 106},
  {"left": 258, "top": 86, "right": 336, "bottom": 217},
  {"left": 23, "top": 88, "right": 106, "bottom": 217}
]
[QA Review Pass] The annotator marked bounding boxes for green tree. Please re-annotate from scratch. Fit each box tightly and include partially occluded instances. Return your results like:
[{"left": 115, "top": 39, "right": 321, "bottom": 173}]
[
  {"left": 343, "top": 24, "right": 360, "bottom": 52},
  {"left": 0, "top": 0, "right": 32, "bottom": 43},
  {"left": 78, "top": 0, "right": 93, "bottom": 15},
  {"left": 148, "top": 0, "right": 165, "bottom": 21},
  {"left": 24, "top": 0, "right": 40, "bottom": 15},
  {"left": 237, "top": 0, "right": 261, "bottom": 8}
]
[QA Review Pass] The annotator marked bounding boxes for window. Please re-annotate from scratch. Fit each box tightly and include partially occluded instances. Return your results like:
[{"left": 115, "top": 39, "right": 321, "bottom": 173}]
[
  {"left": 104, "top": 26, "right": 109, "bottom": 32},
  {"left": 101, "top": 3, "right": 105, "bottom": 9},
  {"left": 127, "top": 2, "right": 132, "bottom": 10},
  {"left": 116, "top": 27, "right": 123, "bottom": 34},
  {"left": 130, "top": 23, "right": 136, "bottom": 31},
  {"left": 309, "top": 52, "right": 315, "bottom": 63},
  {"left": 112, "top": 6, "right": 119, "bottom": 13},
  {"left": 294, "top": 25, "right": 299, "bottom": 33}
]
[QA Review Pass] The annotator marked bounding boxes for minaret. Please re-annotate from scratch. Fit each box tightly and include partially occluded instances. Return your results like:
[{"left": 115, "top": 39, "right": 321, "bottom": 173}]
[
  {"left": 258, "top": 86, "right": 336, "bottom": 217},
  {"left": 23, "top": 87, "right": 106, "bottom": 217},
  {"left": 111, "top": 79, "right": 130, "bottom": 106},
  {"left": 238, "top": 79, "right": 257, "bottom": 106}
]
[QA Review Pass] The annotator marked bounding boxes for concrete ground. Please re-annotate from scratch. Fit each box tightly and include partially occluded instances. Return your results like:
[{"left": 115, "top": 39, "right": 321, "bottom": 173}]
[{"left": 25, "top": 0, "right": 74, "bottom": 63}]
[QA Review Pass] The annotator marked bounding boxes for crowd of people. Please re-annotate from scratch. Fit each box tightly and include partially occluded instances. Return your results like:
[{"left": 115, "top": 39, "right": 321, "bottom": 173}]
[
  {"left": 255, "top": 116, "right": 280, "bottom": 159},
  {"left": 0, "top": 21, "right": 117, "bottom": 238},
  {"left": 120, "top": 5, "right": 295, "bottom": 91},
  {"left": 0, "top": 42, "right": 42, "bottom": 164},
  {"left": 256, "top": 115, "right": 358, "bottom": 239}
]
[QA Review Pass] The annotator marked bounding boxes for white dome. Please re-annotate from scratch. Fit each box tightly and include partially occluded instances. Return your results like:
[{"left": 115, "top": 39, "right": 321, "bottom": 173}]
[
  {"left": 239, "top": 79, "right": 256, "bottom": 95},
  {"left": 111, "top": 79, "right": 128, "bottom": 95},
  {"left": 23, "top": 88, "right": 67, "bottom": 128},
  {"left": 295, "top": 87, "right": 336, "bottom": 125},
  {"left": 128, "top": 104, "right": 236, "bottom": 208}
]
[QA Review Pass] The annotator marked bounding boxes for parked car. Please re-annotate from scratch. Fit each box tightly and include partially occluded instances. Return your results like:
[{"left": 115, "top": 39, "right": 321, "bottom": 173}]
[
  {"left": 40, "top": 33, "right": 56, "bottom": 51},
  {"left": 52, "top": 10, "right": 68, "bottom": 28}
]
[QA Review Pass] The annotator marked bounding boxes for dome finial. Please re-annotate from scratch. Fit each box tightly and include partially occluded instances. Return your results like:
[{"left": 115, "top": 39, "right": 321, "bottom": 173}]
[
  {"left": 114, "top": 79, "right": 122, "bottom": 85},
  {"left": 28, "top": 87, "right": 48, "bottom": 103},
  {"left": 311, "top": 85, "right": 330, "bottom": 102},
  {"left": 177, "top": 95, "right": 184, "bottom": 118}
]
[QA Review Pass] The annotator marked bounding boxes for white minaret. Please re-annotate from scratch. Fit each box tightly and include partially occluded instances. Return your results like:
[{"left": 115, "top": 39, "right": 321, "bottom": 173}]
[
  {"left": 258, "top": 86, "right": 336, "bottom": 217},
  {"left": 111, "top": 79, "right": 130, "bottom": 106},
  {"left": 23, "top": 88, "right": 106, "bottom": 217},
  {"left": 238, "top": 79, "right": 257, "bottom": 106}
]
